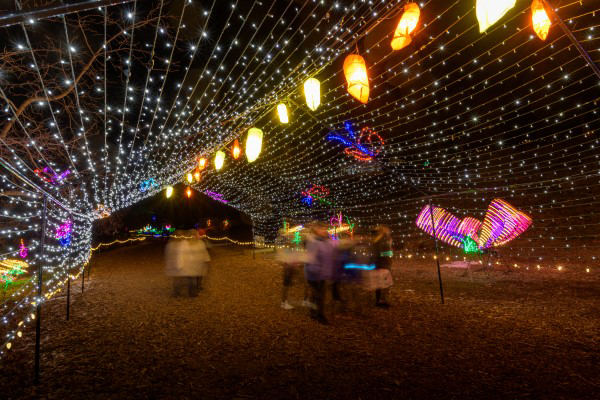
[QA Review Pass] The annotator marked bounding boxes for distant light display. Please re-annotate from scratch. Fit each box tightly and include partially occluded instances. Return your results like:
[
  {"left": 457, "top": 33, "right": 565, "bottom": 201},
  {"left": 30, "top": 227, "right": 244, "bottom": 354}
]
[
  {"left": 18, "top": 239, "right": 28, "bottom": 258},
  {"left": 326, "top": 122, "right": 383, "bottom": 162},
  {"left": 205, "top": 191, "right": 228, "bottom": 204},
  {"left": 34, "top": 167, "right": 71, "bottom": 185},
  {"left": 55, "top": 220, "right": 73, "bottom": 247},
  {"left": 139, "top": 178, "right": 157, "bottom": 192},
  {"left": 416, "top": 199, "right": 532, "bottom": 252}
]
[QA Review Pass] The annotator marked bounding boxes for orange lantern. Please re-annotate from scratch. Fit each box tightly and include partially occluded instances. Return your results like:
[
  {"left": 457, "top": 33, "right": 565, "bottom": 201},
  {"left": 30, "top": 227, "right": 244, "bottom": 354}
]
[
  {"left": 186, "top": 187, "right": 192, "bottom": 198},
  {"left": 531, "top": 0, "right": 550, "bottom": 40},
  {"left": 194, "top": 169, "right": 201, "bottom": 182},
  {"left": 343, "top": 54, "right": 369, "bottom": 104},
  {"left": 391, "top": 2, "right": 420, "bottom": 51},
  {"left": 198, "top": 157, "right": 207, "bottom": 170},
  {"left": 231, "top": 139, "right": 241, "bottom": 160}
]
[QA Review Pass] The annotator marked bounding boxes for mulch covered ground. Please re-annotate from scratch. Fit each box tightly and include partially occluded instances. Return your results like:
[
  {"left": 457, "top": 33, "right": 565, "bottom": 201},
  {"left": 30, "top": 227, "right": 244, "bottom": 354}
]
[{"left": 1, "top": 240, "right": 598, "bottom": 399}]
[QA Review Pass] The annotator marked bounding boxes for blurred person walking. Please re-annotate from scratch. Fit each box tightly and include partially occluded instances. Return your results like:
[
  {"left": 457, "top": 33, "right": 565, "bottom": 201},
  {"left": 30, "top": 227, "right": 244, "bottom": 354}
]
[
  {"left": 305, "top": 222, "right": 335, "bottom": 324},
  {"left": 189, "top": 229, "right": 211, "bottom": 292},
  {"left": 373, "top": 225, "right": 393, "bottom": 308},
  {"left": 165, "top": 229, "right": 209, "bottom": 297}
]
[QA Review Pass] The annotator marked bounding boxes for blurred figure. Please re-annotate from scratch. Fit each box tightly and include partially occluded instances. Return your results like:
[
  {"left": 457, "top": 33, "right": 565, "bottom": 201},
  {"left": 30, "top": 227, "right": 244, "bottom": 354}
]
[
  {"left": 275, "top": 229, "right": 303, "bottom": 310},
  {"left": 188, "top": 229, "right": 211, "bottom": 291},
  {"left": 373, "top": 225, "right": 393, "bottom": 308},
  {"left": 305, "top": 222, "right": 335, "bottom": 324},
  {"left": 165, "top": 229, "right": 210, "bottom": 297}
]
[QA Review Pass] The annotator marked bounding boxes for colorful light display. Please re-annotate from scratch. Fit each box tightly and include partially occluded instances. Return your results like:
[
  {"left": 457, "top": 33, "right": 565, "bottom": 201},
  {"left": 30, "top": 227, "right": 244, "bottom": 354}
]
[
  {"left": 0, "top": 259, "right": 28, "bottom": 285},
  {"left": 18, "top": 239, "right": 27, "bottom": 259},
  {"left": 139, "top": 178, "right": 157, "bottom": 192},
  {"left": 391, "top": 2, "right": 420, "bottom": 50},
  {"left": 326, "top": 122, "right": 383, "bottom": 162},
  {"left": 416, "top": 199, "right": 532, "bottom": 252},
  {"left": 477, "top": 199, "right": 533, "bottom": 250},
  {"left": 34, "top": 167, "right": 71, "bottom": 185},
  {"left": 301, "top": 184, "right": 331, "bottom": 207},
  {"left": 205, "top": 191, "right": 229, "bottom": 204},
  {"left": 343, "top": 54, "right": 369, "bottom": 104},
  {"left": 93, "top": 204, "right": 112, "bottom": 219},
  {"left": 55, "top": 220, "right": 73, "bottom": 247}
]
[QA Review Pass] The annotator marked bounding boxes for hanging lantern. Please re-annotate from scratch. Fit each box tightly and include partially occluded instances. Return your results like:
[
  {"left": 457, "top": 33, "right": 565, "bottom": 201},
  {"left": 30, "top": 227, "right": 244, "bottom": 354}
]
[
  {"left": 187, "top": 172, "right": 193, "bottom": 183},
  {"left": 476, "top": 0, "right": 516, "bottom": 33},
  {"left": 391, "top": 2, "right": 420, "bottom": 51},
  {"left": 304, "top": 78, "right": 320, "bottom": 111},
  {"left": 277, "top": 103, "right": 289, "bottom": 123},
  {"left": 232, "top": 139, "right": 241, "bottom": 160},
  {"left": 186, "top": 187, "right": 192, "bottom": 198},
  {"left": 531, "top": 0, "right": 550, "bottom": 40},
  {"left": 343, "top": 54, "right": 369, "bottom": 104},
  {"left": 246, "top": 128, "right": 263, "bottom": 163},
  {"left": 194, "top": 169, "right": 201, "bottom": 182},
  {"left": 198, "top": 157, "right": 207, "bottom": 170},
  {"left": 165, "top": 186, "right": 173, "bottom": 198},
  {"left": 214, "top": 151, "right": 225, "bottom": 171}
]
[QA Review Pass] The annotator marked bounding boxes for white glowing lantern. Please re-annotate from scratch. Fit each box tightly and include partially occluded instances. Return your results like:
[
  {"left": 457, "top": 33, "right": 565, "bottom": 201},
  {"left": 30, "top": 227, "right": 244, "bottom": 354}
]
[
  {"left": 476, "top": 0, "right": 516, "bottom": 33},
  {"left": 277, "top": 103, "right": 289, "bottom": 123},
  {"left": 214, "top": 150, "right": 225, "bottom": 171},
  {"left": 165, "top": 186, "right": 173, "bottom": 198},
  {"left": 246, "top": 128, "right": 263, "bottom": 163},
  {"left": 304, "top": 78, "right": 320, "bottom": 111},
  {"left": 186, "top": 173, "right": 193, "bottom": 183}
]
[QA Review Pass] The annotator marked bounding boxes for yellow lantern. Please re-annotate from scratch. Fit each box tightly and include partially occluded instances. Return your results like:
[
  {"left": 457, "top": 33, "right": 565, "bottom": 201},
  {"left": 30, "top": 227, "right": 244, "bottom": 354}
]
[
  {"left": 343, "top": 54, "right": 369, "bottom": 104},
  {"left": 194, "top": 169, "right": 201, "bottom": 182},
  {"left": 231, "top": 139, "right": 241, "bottom": 160},
  {"left": 165, "top": 186, "right": 173, "bottom": 198},
  {"left": 476, "top": 0, "right": 516, "bottom": 33},
  {"left": 531, "top": 0, "right": 550, "bottom": 40},
  {"left": 198, "top": 157, "right": 207, "bottom": 170},
  {"left": 391, "top": 2, "right": 420, "bottom": 51},
  {"left": 277, "top": 103, "right": 289, "bottom": 123},
  {"left": 246, "top": 128, "right": 263, "bottom": 163},
  {"left": 186, "top": 173, "right": 193, "bottom": 183},
  {"left": 214, "top": 151, "right": 225, "bottom": 171},
  {"left": 304, "top": 78, "right": 320, "bottom": 111}
]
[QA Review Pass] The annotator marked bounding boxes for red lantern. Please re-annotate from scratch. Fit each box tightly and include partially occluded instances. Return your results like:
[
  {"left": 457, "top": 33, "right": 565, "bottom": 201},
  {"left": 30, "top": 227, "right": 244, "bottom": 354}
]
[{"left": 231, "top": 139, "right": 241, "bottom": 160}]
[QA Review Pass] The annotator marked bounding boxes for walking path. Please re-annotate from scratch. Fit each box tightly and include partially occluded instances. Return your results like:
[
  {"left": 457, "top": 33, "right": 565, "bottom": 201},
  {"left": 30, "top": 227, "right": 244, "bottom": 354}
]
[{"left": 1, "top": 241, "right": 598, "bottom": 399}]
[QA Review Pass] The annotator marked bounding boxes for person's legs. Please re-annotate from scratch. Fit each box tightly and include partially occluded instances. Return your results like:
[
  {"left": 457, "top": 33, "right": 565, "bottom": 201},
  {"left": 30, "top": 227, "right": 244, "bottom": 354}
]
[
  {"left": 172, "top": 277, "right": 182, "bottom": 297},
  {"left": 309, "top": 280, "right": 327, "bottom": 323},
  {"left": 188, "top": 277, "right": 198, "bottom": 297}
]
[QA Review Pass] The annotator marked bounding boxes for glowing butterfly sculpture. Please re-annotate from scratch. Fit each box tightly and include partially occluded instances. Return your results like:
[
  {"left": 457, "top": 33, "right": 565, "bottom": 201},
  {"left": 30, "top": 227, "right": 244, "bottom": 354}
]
[
  {"left": 415, "top": 199, "right": 531, "bottom": 252},
  {"left": 326, "top": 122, "right": 383, "bottom": 162},
  {"left": 476, "top": 0, "right": 516, "bottom": 33},
  {"left": 531, "top": 0, "right": 551, "bottom": 40}
]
